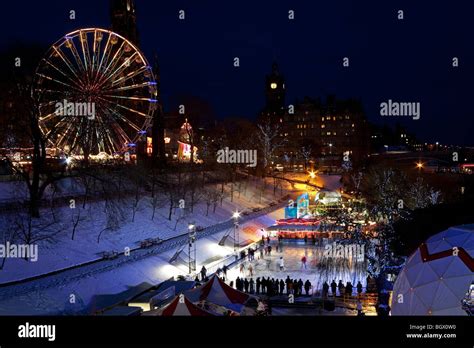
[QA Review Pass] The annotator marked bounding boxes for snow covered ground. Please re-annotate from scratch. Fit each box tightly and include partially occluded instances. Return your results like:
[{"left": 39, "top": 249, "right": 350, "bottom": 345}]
[
  {"left": 0, "top": 176, "right": 290, "bottom": 283},
  {"left": 0, "top": 208, "right": 284, "bottom": 315}
]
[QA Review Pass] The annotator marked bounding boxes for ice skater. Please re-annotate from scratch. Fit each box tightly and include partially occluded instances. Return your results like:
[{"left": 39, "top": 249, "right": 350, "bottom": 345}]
[
  {"left": 301, "top": 255, "right": 307, "bottom": 269},
  {"left": 278, "top": 256, "right": 284, "bottom": 271}
]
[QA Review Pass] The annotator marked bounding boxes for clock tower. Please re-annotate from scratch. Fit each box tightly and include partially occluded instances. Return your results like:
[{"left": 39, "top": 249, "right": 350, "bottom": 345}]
[{"left": 264, "top": 62, "right": 286, "bottom": 115}]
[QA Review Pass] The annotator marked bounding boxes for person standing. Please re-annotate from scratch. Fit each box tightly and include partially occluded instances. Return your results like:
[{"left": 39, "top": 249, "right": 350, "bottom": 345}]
[
  {"left": 249, "top": 278, "right": 255, "bottom": 294},
  {"left": 239, "top": 263, "right": 245, "bottom": 274},
  {"left": 200, "top": 266, "right": 207, "bottom": 281},
  {"left": 304, "top": 280, "right": 312, "bottom": 296},
  {"left": 222, "top": 265, "right": 228, "bottom": 277},
  {"left": 256, "top": 277, "right": 261, "bottom": 294},
  {"left": 338, "top": 280, "right": 344, "bottom": 296},
  {"left": 266, "top": 236, "right": 270, "bottom": 245},
  {"left": 244, "top": 278, "right": 249, "bottom": 293},
  {"left": 288, "top": 280, "right": 294, "bottom": 295},
  {"left": 322, "top": 281, "right": 329, "bottom": 298},
  {"left": 248, "top": 264, "right": 254, "bottom": 277},
  {"left": 356, "top": 281, "right": 363, "bottom": 295},
  {"left": 298, "top": 279, "right": 304, "bottom": 296},
  {"left": 279, "top": 279, "right": 285, "bottom": 295},
  {"left": 346, "top": 282, "right": 353, "bottom": 296},
  {"left": 293, "top": 279, "right": 299, "bottom": 296},
  {"left": 278, "top": 256, "right": 284, "bottom": 271},
  {"left": 301, "top": 255, "right": 307, "bottom": 269},
  {"left": 331, "top": 280, "right": 337, "bottom": 296},
  {"left": 285, "top": 276, "right": 291, "bottom": 295}
]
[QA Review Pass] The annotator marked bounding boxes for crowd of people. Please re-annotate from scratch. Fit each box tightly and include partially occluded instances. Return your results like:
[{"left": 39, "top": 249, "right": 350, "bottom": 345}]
[
  {"left": 234, "top": 275, "right": 313, "bottom": 297},
  {"left": 322, "top": 279, "right": 364, "bottom": 297}
]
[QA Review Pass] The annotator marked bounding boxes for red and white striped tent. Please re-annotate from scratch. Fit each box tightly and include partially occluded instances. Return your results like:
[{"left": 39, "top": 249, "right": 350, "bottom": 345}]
[
  {"left": 143, "top": 294, "right": 213, "bottom": 316},
  {"left": 185, "top": 275, "right": 252, "bottom": 312}
]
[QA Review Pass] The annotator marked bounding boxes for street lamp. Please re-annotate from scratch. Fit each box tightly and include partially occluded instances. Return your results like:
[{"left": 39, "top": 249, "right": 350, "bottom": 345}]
[
  {"left": 188, "top": 223, "right": 196, "bottom": 274},
  {"left": 232, "top": 211, "right": 240, "bottom": 252},
  {"left": 309, "top": 170, "right": 316, "bottom": 179},
  {"left": 416, "top": 162, "right": 424, "bottom": 170}
]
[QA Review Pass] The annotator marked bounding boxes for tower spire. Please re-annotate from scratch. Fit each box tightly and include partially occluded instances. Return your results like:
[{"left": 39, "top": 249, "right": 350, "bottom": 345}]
[{"left": 110, "top": 0, "right": 139, "bottom": 46}]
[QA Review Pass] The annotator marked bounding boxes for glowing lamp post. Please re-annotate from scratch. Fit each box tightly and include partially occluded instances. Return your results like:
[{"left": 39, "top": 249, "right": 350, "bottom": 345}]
[
  {"left": 232, "top": 211, "right": 240, "bottom": 252},
  {"left": 188, "top": 223, "right": 196, "bottom": 274}
]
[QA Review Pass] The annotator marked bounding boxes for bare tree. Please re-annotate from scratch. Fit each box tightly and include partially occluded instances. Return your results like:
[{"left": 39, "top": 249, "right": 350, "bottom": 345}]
[
  {"left": 6, "top": 84, "right": 67, "bottom": 218},
  {"left": 70, "top": 203, "right": 86, "bottom": 240},
  {"left": 9, "top": 204, "right": 61, "bottom": 251},
  {"left": 97, "top": 198, "right": 125, "bottom": 244},
  {"left": 299, "top": 145, "right": 312, "bottom": 170},
  {"left": 257, "top": 120, "right": 285, "bottom": 175}
]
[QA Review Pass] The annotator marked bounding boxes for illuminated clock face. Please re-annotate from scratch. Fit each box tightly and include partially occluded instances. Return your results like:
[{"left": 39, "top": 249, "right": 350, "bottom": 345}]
[{"left": 270, "top": 82, "right": 277, "bottom": 89}]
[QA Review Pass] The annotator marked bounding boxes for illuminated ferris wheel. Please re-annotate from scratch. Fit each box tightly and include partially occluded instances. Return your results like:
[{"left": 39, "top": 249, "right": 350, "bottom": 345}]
[{"left": 33, "top": 28, "right": 157, "bottom": 156}]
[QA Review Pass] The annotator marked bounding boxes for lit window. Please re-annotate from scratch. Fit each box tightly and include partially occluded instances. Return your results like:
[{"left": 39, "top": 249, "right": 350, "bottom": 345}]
[
  {"left": 321, "top": 124, "right": 325, "bottom": 128},
  {"left": 270, "top": 83, "right": 277, "bottom": 89}
]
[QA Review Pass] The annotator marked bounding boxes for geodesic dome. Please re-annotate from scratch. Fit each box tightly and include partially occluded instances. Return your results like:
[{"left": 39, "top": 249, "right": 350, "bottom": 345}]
[{"left": 391, "top": 224, "right": 474, "bottom": 315}]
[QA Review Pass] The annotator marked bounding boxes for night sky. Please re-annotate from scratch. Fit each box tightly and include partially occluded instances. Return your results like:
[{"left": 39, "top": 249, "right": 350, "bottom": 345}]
[{"left": 1, "top": 0, "right": 473, "bottom": 145}]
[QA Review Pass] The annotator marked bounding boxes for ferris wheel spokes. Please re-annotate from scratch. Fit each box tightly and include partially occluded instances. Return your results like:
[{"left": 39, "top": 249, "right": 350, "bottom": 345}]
[{"left": 35, "top": 28, "right": 156, "bottom": 157}]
